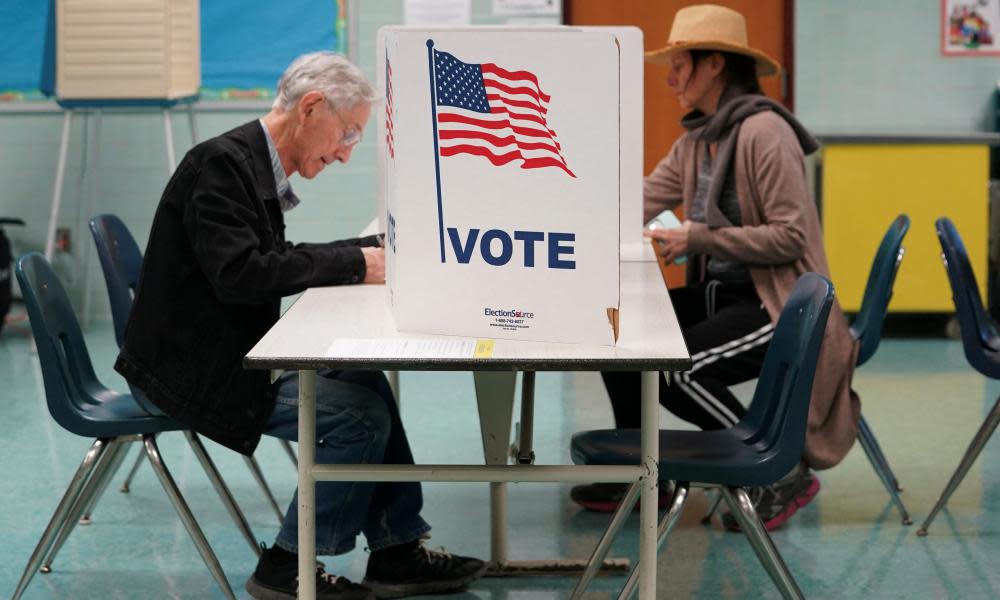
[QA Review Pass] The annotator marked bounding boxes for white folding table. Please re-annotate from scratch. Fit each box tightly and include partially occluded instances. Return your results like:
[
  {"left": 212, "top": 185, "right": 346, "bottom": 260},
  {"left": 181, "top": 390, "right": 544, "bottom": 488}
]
[{"left": 244, "top": 260, "right": 691, "bottom": 599}]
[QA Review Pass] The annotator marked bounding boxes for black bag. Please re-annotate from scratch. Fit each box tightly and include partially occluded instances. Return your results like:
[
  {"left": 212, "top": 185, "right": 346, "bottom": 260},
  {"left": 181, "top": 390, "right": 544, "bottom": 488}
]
[{"left": 0, "top": 218, "right": 25, "bottom": 334}]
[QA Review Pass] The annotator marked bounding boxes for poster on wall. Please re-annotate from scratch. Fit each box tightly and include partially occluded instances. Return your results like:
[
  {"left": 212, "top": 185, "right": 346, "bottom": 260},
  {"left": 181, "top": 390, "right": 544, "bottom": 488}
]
[{"left": 942, "top": 0, "right": 1000, "bottom": 55}]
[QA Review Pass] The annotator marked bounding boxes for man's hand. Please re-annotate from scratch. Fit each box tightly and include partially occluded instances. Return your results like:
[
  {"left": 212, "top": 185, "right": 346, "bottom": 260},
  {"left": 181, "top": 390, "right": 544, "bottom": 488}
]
[
  {"left": 643, "top": 219, "right": 691, "bottom": 263},
  {"left": 361, "top": 246, "right": 386, "bottom": 283}
]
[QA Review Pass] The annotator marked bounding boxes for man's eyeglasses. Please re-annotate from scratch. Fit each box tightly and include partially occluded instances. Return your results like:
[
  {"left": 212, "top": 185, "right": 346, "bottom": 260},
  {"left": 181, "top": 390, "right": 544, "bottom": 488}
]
[{"left": 331, "top": 106, "right": 363, "bottom": 147}]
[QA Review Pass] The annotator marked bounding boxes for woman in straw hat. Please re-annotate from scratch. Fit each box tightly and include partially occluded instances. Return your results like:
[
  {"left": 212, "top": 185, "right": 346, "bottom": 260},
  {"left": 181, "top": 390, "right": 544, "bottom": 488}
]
[{"left": 572, "top": 4, "right": 859, "bottom": 532}]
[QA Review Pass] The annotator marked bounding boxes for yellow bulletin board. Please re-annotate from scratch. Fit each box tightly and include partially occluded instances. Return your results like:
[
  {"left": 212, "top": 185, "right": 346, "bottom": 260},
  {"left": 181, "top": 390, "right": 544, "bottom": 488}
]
[{"left": 822, "top": 144, "right": 990, "bottom": 312}]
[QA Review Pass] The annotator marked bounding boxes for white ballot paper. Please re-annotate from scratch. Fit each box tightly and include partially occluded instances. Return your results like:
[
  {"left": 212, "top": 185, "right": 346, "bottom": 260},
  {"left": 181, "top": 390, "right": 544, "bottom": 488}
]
[{"left": 326, "top": 338, "right": 477, "bottom": 359}]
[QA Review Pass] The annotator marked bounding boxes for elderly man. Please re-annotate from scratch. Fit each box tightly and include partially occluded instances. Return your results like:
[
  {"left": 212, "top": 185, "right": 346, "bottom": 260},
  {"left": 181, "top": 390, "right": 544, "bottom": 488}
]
[{"left": 115, "top": 52, "right": 485, "bottom": 600}]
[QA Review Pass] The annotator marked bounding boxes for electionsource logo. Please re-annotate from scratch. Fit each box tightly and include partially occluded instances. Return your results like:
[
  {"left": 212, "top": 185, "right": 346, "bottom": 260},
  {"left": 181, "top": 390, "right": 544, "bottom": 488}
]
[{"left": 484, "top": 307, "right": 535, "bottom": 319}]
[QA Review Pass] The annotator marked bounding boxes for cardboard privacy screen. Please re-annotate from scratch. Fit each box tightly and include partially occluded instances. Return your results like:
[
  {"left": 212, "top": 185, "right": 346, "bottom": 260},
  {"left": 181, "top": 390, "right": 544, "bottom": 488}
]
[{"left": 377, "top": 27, "right": 621, "bottom": 345}]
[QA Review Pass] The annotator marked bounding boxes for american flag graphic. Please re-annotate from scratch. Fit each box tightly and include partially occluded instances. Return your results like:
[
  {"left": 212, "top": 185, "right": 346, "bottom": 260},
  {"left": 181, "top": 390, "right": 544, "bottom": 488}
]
[
  {"left": 385, "top": 56, "right": 395, "bottom": 159},
  {"left": 431, "top": 47, "right": 575, "bottom": 177}
]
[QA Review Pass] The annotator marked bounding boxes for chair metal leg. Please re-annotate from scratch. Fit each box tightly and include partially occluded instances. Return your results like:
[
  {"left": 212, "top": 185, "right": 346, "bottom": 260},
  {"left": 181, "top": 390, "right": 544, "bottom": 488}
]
[
  {"left": 858, "top": 415, "right": 902, "bottom": 491},
  {"left": 79, "top": 435, "right": 131, "bottom": 524},
  {"left": 701, "top": 490, "right": 723, "bottom": 525},
  {"left": 183, "top": 431, "right": 262, "bottom": 556},
  {"left": 918, "top": 394, "right": 1000, "bottom": 536},
  {"left": 569, "top": 480, "right": 642, "bottom": 600},
  {"left": 280, "top": 439, "right": 297, "bottom": 467},
  {"left": 243, "top": 455, "right": 285, "bottom": 524},
  {"left": 12, "top": 438, "right": 110, "bottom": 600},
  {"left": 720, "top": 486, "right": 804, "bottom": 600},
  {"left": 617, "top": 482, "right": 691, "bottom": 600},
  {"left": 143, "top": 434, "right": 236, "bottom": 600},
  {"left": 40, "top": 440, "right": 128, "bottom": 572},
  {"left": 120, "top": 446, "right": 145, "bottom": 492},
  {"left": 856, "top": 420, "right": 912, "bottom": 525}
]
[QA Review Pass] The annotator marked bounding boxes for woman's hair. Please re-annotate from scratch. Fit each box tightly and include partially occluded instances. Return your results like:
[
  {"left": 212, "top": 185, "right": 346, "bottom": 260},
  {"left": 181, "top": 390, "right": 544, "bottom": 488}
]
[
  {"left": 690, "top": 49, "right": 763, "bottom": 96},
  {"left": 273, "top": 51, "right": 379, "bottom": 112}
]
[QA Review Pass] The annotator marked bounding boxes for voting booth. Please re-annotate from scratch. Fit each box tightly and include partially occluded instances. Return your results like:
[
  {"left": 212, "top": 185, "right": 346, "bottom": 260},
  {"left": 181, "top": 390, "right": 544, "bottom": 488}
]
[
  {"left": 377, "top": 26, "right": 623, "bottom": 345},
  {"left": 56, "top": 0, "right": 200, "bottom": 101}
]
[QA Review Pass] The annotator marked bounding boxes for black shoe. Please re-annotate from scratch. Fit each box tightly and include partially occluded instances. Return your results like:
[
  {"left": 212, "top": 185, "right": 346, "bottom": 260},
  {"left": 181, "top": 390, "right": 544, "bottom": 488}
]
[
  {"left": 363, "top": 539, "right": 487, "bottom": 598},
  {"left": 246, "top": 543, "right": 374, "bottom": 600},
  {"left": 570, "top": 481, "right": 674, "bottom": 513}
]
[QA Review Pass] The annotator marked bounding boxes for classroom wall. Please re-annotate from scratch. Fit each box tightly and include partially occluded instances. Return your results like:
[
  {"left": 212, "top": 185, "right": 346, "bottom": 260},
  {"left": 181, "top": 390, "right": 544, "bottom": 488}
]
[
  {"left": 5, "top": 1, "right": 992, "bottom": 322},
  {"left": 0, "top": 0, "right": 559, "bottom": 323},
  {"left": 795, "top": 0, "right": 999, "bottom": 133}
]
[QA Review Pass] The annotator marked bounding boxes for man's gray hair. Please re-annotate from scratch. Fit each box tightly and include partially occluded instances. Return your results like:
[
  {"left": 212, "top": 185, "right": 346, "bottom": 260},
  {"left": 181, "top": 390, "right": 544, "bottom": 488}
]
[{"left": 273, "top": 51, "right": 378, "bottom": 112}]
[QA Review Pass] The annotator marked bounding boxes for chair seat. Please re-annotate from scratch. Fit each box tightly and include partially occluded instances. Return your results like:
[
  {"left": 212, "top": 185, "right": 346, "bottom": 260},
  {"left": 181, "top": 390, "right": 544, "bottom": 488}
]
[
  {"left": 64, "top": 392, "right": 185, "bottom": 438},
  {"left": 571, "top": 428, "right": 795, "bottom": 488}
]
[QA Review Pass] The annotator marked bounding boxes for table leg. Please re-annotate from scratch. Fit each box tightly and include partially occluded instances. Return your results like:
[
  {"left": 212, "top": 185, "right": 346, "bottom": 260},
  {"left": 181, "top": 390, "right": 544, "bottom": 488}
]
[
  {"left": 473, "top": 371, "right": 516, "bottom": 568},
  {"left": 475, "top": 371, "right": 631, "bottom": 577},
  {"left": 298, "top": 369, "right": 317, "bottom": 600},
  {"left": 639, "top": 370, "right": 660, "bottom": 598}
]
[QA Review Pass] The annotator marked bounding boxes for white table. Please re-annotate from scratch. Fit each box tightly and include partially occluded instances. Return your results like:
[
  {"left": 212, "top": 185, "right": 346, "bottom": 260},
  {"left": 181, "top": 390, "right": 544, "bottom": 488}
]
[{"left": 244, "top": 260, "right": 690, "bottom": 599}]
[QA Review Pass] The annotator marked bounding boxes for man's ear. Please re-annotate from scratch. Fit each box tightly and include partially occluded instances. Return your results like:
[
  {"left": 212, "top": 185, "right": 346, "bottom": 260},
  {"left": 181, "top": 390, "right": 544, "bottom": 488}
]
[{"left": 298, "top": 91, "right": 326, "bottom": 119}]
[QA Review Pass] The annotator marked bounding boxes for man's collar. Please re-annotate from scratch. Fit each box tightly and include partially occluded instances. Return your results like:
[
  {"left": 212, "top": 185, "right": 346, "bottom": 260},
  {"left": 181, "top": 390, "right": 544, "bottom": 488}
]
[
  {"left": 244, "top": 120, "right": 279, "bottom": 201},
  {"left": 259, "top": 119, "right": 289, "bottom": 196},
  {"left": 259, "top": 120, "right": 301, "bottom": 212}
]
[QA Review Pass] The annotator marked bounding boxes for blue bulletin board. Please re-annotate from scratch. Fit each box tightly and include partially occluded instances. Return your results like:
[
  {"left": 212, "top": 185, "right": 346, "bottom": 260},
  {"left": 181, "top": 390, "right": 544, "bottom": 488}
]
[{"left": 0, "top": 0, "right": 346, "bottom": 102}]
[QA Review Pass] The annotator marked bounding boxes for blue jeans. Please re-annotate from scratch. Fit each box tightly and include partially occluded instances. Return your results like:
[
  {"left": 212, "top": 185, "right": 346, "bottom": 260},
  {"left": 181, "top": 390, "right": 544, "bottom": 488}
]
[{"left": 264, "top": 369, "right": 430, "bottom": 555}]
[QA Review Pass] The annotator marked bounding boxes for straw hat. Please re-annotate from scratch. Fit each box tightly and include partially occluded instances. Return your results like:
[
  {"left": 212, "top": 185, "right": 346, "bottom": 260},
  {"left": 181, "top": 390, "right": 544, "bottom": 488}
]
[{"left": 645, "top": 4, "right": 781, "bottom": 77}]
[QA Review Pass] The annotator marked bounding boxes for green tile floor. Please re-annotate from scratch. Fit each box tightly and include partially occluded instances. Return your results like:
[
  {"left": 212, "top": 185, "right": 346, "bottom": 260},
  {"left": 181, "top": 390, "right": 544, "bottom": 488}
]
[{"left": 3, "top": 312, "right": 999, "bottom": 599}]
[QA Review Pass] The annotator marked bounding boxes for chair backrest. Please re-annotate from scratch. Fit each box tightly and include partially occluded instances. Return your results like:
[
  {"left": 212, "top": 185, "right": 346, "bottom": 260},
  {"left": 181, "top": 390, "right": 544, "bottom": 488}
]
[
  {"left": 740, "top": 273, "right": 835, "bottom": 475},
  {"left": 89, "top": 214, "right": 143, "bottom": 348},
  {"left": 16, "top": 252, "right": 107, "bottom": 434},
  {"left": 851, "top": 214, "right": 911, "bottom": 367},
  {"left": 935, "top": 217, "right": 1000, "bottom": 376},
  {"left": 88, "top": 214, "right": 162, "bottom": 415}
]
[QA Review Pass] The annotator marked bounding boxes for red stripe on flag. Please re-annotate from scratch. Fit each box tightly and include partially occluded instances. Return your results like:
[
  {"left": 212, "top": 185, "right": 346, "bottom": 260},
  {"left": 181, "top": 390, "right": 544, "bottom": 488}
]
[
  {"left": 481, "top": 63, "right": 551, "bottom": 103},
  {"left": 488, "top": 105, "right": 546, "bottom": 127},
  {"left": 483, "top": 80, "right": 547, "bottom": 105},
  {"left": 489, "top": 106, "right": 559, "bottom": 145},
  {"left": 521, "top": 157, "right": 575, "bottom": 177},
  {"left": 440, "top": 144, "right": 574, "bottom": 177},
  {"left": 440, "top": 144, "right": 523, "bottom": 167},
  {"left": 438, "top": 129, "right": 562, "bottom": 154},
  {"left": 438, "top": 113, "right": 554, "bottom": 140},
  {"left": 486, "top": 94, "right": 547, "bottom": 115}
]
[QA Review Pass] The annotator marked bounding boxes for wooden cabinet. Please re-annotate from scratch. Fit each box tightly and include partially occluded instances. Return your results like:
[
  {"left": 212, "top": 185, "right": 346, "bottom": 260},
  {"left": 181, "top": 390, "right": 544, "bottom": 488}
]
[{"left": 821, "top": 139, "right": 992, "bottom": 312}]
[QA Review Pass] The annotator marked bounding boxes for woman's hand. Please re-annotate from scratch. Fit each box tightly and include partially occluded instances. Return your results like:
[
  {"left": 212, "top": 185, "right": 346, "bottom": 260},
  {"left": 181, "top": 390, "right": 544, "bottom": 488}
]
[{"left": 644, "top": 220, "right": 692, "bottom": 263}]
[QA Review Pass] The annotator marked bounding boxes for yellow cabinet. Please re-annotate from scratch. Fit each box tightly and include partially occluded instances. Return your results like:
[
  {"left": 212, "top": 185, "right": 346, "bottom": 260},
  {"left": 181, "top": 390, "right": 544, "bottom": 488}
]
[{"left": 821, "top": 142, "right": 990, "bottom": 312}]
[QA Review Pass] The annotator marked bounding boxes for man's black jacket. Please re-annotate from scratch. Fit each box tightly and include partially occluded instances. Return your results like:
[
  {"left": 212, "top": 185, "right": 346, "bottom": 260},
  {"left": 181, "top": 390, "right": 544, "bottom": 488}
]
[{"left": 115, "top": 120, "right": 379, "bottom": 455}]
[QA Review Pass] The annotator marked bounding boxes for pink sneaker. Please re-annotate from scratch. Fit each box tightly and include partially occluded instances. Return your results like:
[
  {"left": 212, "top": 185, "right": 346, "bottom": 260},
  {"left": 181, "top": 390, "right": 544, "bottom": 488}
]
[{"left": 722, "top": 470, "right": 820, "bottom": 532}]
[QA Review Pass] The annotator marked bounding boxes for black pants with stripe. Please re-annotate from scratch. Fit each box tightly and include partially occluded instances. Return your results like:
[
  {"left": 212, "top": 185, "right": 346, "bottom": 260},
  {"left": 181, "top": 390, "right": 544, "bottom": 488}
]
[{"left": 602, "top": 280, "right": 773, "bottom": 430}]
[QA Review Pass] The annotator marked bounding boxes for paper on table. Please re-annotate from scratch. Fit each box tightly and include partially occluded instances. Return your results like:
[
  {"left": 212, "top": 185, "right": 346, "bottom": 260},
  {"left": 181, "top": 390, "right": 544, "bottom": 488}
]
[{"left": 326, "top": 338, "right": 478, "bottom": 359}]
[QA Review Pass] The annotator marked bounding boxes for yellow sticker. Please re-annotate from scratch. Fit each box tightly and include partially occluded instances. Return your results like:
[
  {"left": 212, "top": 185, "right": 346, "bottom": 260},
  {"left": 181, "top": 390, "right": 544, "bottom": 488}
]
[{"left": 474, "top": 339, "right": 495, "bottom": 358}]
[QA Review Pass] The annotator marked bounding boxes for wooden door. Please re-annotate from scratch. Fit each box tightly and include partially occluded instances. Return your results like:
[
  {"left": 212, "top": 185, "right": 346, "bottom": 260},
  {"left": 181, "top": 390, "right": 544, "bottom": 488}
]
[{"left": 566, "top": 0, "right": 791, "bottom": 286}]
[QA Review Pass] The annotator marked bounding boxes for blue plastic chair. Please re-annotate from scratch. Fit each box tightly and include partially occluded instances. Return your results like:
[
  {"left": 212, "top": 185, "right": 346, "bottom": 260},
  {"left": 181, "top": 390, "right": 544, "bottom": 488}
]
[
  {"left": 917, "top": 218, "right": 1000, "bottom": 535},
  {"left": 849, "top": 214, "right": 912, "bottom": 525},
  {"left": 88, "top": 214, "right": 291, "bottom": 524},
  {"left": 570, "top": 273, "right": 834, "bottom": 600},
  {"left": 11, "top": 253, "right": 247, "bottom": 600},
  {"left": 697, "top": 215, "right": 912, "bottom": 529}
]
